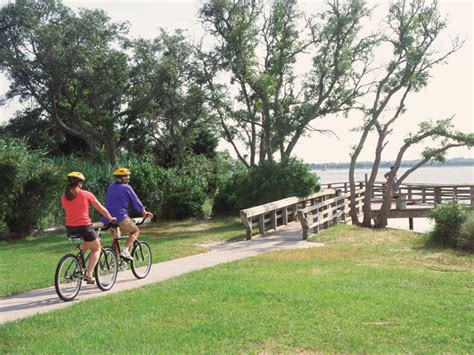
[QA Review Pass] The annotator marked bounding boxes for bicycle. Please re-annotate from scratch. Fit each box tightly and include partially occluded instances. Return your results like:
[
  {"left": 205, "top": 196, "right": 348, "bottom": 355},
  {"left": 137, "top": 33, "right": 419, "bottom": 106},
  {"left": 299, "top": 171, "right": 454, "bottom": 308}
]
[
  {"left": 54, "top": 222, "right": 118, "bottom": 302},
  {"left": 109, "top": 217, "right": 152, "bottom": 279}
]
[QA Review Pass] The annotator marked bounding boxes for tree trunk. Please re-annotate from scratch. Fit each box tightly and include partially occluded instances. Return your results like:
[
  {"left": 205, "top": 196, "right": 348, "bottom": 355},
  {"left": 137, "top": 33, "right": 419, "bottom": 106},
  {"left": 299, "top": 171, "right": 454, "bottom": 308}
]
[
  {"left": 349, "top": 158, "right": 360, "bottom": 225},
  {"left": 53, "top": 114, "right": 99, "bottom": 161},
  {"left": 374, "top": 188, "right": 393, "bottom": 228}
]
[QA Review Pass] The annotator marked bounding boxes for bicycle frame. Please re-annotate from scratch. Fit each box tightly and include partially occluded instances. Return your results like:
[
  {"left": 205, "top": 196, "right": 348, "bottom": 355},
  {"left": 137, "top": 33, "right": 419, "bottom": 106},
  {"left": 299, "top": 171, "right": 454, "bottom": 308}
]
[{"left": 108, "top": 217, "right": 148, "bottom": 257}]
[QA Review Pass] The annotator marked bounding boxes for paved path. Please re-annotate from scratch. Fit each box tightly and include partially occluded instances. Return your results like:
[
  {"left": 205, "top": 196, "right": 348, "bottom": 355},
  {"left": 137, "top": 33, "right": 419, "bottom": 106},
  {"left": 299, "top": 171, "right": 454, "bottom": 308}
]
[{"left": 0, "top": 222, "right": 321, "bottom": 325}]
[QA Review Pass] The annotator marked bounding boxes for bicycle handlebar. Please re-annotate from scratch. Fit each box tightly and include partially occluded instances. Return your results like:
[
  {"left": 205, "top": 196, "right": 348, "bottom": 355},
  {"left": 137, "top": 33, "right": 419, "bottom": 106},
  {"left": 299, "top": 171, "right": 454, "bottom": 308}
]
[
  {"left": 100, "top": 220, "right": 117, "bottom": 231},
  {"left": 99, "top": 216, "right": 149, "bottom": 231},
  {"left": 136, "top": 216, "right": 148, "bottom": 226}
]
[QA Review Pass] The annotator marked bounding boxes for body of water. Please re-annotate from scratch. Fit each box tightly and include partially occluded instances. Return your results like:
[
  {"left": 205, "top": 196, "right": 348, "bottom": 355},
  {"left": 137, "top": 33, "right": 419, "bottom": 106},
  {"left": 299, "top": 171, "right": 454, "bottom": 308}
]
[{"left": 314, "top": 166, "right": 474, "bottom": 185}]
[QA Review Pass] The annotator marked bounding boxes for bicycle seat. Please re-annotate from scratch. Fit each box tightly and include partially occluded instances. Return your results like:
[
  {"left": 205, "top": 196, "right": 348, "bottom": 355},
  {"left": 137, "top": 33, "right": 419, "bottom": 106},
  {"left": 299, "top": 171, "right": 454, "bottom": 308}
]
[{"left": 67, "top": 235, "right": 82, "bottom": 243}]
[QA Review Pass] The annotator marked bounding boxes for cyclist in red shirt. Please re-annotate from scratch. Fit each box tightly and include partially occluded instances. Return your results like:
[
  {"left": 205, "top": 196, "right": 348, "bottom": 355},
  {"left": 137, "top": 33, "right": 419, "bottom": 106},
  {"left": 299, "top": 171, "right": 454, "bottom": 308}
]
[{"left": 61, "top": 172, "right": 116, "bottom": 284}]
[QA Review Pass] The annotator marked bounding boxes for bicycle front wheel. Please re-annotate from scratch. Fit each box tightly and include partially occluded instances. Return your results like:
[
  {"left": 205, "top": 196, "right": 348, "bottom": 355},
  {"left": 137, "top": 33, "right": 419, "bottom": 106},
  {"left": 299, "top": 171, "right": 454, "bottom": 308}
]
[
  {"left": 95, "top": 247, "right": 118, "bottom": 291},
  {"left": 131, "top": 241, "right": 152, "bottom": 279},
  {"left": 55, "top": 254, "right": 82, "bottom": 302}
]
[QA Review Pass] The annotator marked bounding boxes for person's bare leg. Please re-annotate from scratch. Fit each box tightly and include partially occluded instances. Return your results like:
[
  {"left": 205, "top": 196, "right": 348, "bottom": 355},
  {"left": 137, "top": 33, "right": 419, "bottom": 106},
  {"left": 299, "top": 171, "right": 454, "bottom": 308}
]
[
  {"left": 83, "top": 239, "right": 101, "bottom": 278},
  {"left": 112, "top": 227, "right": 121, "bottom": 256},
  {"left": 125, "top": 229, "right": 139, "bottom": 250}
]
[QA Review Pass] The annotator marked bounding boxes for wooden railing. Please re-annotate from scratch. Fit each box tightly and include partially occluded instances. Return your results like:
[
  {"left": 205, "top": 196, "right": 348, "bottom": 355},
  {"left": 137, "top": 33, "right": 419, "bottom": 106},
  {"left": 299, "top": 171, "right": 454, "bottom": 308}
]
[
  {"left": 321, "top": 181, "right": 474, "bottom": 207},
  {"left": 297, "top": 188, "right": 365, "bottom": 239},
  {"left": 320, "top": 181, "right": 365, "bottom": 192},
  {"left": 239, "top": 182, "right": 473, "bottom": 240},
  {"left": 240, "top": 189, "right": 337, "bottom": 240}
]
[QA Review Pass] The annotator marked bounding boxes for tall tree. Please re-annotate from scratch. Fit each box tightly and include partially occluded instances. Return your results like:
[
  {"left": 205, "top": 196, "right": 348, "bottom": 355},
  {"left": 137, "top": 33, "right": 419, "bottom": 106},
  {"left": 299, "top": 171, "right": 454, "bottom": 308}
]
[
  {"left": 198, "top": 0, "right": 376, "bottom": 167},
  {"left": 0, "top": 0, "right": 129, "bottom": 164},
  {"left": 348, "top": 0, "right": 469, "bottom": 228},
  {"left": 120, "top": 30, "right": 217, "bottom": 166}
]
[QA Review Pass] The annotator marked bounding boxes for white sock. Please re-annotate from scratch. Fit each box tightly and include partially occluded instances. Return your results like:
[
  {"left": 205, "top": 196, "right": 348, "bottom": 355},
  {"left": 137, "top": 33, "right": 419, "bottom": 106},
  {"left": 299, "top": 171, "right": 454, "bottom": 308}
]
[{"left": 123, "top": 247, "right": 129, "bottom": 253}]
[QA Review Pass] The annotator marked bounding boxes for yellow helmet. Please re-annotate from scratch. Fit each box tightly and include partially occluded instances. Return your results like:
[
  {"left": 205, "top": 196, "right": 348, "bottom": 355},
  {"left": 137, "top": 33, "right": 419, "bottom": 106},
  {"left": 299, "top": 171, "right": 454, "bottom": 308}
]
[
  {"left": 67, "top": 171, "right": 85, "bottom": 181},
  {"left": 113, "top": 167, "right": 131, "bottom": 176}
]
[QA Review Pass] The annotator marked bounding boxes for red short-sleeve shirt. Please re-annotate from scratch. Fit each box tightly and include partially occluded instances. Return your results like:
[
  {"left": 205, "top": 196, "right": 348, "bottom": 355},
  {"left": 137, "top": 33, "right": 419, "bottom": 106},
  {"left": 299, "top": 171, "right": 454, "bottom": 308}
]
[{"left": 61, "top": 190, "right": 97, "bottom": 226}]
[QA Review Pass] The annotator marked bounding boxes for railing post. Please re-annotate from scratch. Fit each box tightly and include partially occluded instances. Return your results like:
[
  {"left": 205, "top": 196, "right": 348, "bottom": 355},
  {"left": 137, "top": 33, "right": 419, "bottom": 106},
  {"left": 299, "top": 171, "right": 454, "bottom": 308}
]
[
  {"left": 315, "top": 209, "right": 322, "bottom": 234},
  {"left": 408, "top": 187, "right": 412, "bottom": 201},
  {"left": 325, "top": 205, "right": 332, "bottom": 229},
  {"left": 434, "top": 187, "right": 442, "bottom": 205},
  {"left": 422, "top": 188, "right": 426, "bottom": 203},
  {"left": 335, "top": 190, "right": 342, "bottom": 224},
  {"left": 258, "top": 214, "right": 265, "bottom": 235},
  {"left": 282, "top": 207, "right": 288, "bottom": 225},
  {"left": 297, "top": 210, "right": 308, "bottom": 240},
  {"left": 271, "top": 210, "right": 277, "bottom": 230},
  {"left": 341, "top": 195, "right": 348, "bottom": 222},
  {"left": 240, "top": 211, "right": 252, "bottom": 240},
  {"left": 470, "top": 186, "right": 474, "bottom": 208}
]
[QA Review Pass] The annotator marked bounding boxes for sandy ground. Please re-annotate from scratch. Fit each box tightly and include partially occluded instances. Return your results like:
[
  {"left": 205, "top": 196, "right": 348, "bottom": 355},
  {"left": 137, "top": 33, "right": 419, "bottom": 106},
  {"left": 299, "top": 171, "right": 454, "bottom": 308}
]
[{"left": 387, "top": 217, "right": 434, "bottom": 234}]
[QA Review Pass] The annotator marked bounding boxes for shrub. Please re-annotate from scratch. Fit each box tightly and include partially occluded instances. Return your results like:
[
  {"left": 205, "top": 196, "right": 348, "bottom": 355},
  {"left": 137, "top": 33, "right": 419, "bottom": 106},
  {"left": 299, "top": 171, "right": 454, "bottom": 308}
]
[
  {"left": 0, "top": 138, "right": 62, "bottom": 239},
  {"left": 213, "top": 157, "right": 247, "bottom": 215},
  {"left": 426, "top": 202, "right": 468, "bottom": 248},
  {"left": 459, "top": 211, "right": 474, "bottom": 251},
  {"left": 32, "top": 152, "right": 212, "bottom": 225},
  {"left": 236, "top": 158, "right": 320, "bottom": 209},
  {"left": 214, "top": 158, "right": 320, "bottom": 213},
  {"left": 161, "top": 169, "right": 207, "bottom": 220},
  {"left": 119, "top": 155, "right": 167, "bottom": 219}
]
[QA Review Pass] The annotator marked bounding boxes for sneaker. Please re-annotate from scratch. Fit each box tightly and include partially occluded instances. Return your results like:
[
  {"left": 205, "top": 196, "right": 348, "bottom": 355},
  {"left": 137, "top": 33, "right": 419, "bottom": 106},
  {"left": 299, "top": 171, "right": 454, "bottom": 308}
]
[
  {"left": 120, "top": 250, "right": 134, "bottom": 261},
  {"left": 84, "top": 274, "right": 95, "bottom": 284}
]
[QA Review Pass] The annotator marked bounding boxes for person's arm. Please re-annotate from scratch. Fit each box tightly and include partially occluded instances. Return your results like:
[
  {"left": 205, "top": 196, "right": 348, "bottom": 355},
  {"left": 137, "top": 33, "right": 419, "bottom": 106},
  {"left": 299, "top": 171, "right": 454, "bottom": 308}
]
[
  {"left": 128, "top": 187, "right": 153, "bottom": 219},
  {"left": 91, "top": 199, "right": 116, "bottom": 223},
  {"left": 140, "top": 209, "right": 154, "bottom": 220},
  {"left": 128, "top": 187, "right": 144, "bottom": 213}
]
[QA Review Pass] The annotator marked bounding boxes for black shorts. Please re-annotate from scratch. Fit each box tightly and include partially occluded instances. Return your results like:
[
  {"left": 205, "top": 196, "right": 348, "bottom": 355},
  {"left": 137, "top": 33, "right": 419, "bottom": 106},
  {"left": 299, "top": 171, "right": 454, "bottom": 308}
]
[{"left": 66, "top": 225, "right": 98, "bottom": 242}]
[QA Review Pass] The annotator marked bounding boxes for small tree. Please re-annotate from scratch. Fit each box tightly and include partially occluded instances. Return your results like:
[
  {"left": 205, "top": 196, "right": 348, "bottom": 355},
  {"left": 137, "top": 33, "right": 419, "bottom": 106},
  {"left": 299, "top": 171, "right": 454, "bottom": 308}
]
[{"left": 348, "top": 0, "right": 470, "bottom": 228}]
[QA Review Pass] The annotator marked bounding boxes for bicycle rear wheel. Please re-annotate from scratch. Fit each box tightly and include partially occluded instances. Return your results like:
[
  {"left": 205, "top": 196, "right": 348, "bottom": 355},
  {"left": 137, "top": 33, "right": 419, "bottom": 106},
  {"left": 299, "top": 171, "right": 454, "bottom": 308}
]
[
  {"left": 55, "top": 253, "right": 82, "bottom": 301},
  {"left": 95, "top": 247, "right": 118, "bottom": 291},
  {"left": 131, "top": 241, "right": 152, "bottom": 279}
]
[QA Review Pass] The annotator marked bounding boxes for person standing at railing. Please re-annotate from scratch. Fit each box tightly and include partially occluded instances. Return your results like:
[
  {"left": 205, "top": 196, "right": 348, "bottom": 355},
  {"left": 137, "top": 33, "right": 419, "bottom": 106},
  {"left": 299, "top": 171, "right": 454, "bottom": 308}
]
[
  {"left": 384, "top": 166, "right": 398, "bottom": 197},
  {"left": 101, "top": 168, "right": 153, "bottom": 261}
]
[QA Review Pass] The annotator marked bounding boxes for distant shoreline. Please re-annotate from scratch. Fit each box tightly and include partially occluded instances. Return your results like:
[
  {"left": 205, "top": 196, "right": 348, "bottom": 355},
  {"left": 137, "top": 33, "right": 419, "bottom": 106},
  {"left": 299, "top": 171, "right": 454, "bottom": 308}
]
[{"left": 310, "top": 158, "right": 474, "bottom": 170}]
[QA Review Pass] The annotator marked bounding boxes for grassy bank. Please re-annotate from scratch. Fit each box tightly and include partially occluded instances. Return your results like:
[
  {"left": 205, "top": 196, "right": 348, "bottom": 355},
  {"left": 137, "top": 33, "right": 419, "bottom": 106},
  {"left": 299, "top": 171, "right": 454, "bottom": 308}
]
[
  {"left": 1, "top": 224, "right": 472, "bottom": 353},
  {"left": 0, "top": 217, "right": 244, "bottom": 296}
]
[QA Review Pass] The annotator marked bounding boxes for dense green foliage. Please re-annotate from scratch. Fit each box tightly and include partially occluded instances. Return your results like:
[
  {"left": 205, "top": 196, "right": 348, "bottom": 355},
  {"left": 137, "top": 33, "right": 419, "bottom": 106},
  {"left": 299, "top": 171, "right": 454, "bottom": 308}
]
[
  {"left": 427, "top": 202, "right": 468, "bottom": 248},
  {"left": 0, "top": 138, "right": 62, "bottom": 239},
  {"left": 459, "top": 211, "right": 474, "bottom": 250},
  {"left": 0, "top": 1, "right": 215, "bottom": 165},
  {"left": 0, "top": 137, "right": 242, "bottom": 238},
  {"left": 215, "top": 158, "right": 319, "bottom": 211}
]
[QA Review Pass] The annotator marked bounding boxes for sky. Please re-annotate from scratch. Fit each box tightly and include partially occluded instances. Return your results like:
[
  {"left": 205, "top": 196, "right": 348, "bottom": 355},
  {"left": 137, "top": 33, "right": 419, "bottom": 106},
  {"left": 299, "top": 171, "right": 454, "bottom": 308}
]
[{"left": 0, "top": 0, "right": 472, "bottom": 164}]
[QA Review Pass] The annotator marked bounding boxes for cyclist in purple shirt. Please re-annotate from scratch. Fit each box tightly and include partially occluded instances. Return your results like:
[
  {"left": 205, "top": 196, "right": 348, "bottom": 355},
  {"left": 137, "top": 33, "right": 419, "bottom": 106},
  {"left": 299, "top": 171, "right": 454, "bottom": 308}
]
[{"left": 102, "top": 167, "right": 153, "bottom": 260}]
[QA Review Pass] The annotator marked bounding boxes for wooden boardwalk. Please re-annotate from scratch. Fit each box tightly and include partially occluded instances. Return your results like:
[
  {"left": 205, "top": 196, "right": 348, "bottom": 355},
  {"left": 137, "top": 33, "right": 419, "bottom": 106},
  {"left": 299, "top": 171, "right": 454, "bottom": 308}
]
[{"left": 240, "top": 182, "right": 474, "bottom": 239}]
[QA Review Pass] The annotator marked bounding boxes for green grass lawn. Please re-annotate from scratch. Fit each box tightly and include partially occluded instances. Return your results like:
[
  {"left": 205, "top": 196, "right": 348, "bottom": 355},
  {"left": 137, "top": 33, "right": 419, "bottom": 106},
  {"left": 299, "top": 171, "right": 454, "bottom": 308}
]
[
  {"left": 1, "top": 224, "right": 472, "bottom": 353},
  {"left": 0, "top": 217, "right": 245, "bottom": 296}
]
